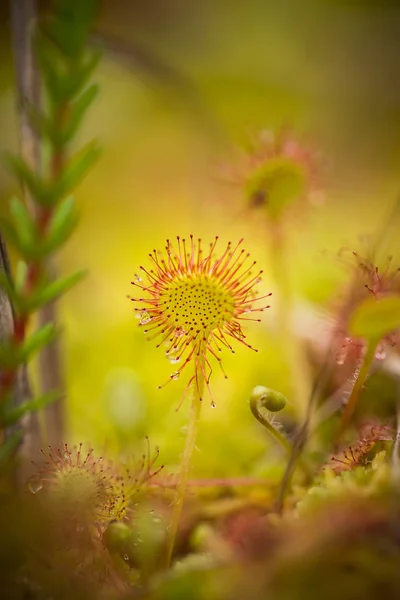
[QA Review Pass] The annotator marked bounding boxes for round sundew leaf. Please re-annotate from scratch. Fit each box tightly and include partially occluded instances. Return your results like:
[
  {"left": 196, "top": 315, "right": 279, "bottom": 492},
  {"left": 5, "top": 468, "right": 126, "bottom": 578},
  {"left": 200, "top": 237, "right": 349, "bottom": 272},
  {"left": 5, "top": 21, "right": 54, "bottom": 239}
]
[
  {"left": 244, "top": 157, "right": 306, "bottom": 219},
  {"left": 349, "top": 295, "right": 400, "bottom": 341}
]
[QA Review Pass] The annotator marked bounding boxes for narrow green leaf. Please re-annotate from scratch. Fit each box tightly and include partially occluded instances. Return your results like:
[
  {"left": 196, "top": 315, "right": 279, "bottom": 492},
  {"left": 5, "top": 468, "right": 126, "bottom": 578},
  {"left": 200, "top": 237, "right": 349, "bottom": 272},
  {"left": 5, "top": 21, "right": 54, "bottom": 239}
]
[
  {"left": 15, "top": 261, "right": 28, "bottom": 293},
  {"left": 1, "top": 215, "right": 45, "bottom": 261},
  {"left": 61, "top": 84, "right": 99, "bottom": 143},
  {"left": 44, "top": 196, "right": 79, "bottom": 252},
  {"left": 50, "top": 0, "right": 99, "bottom": 58},
  {"left": 3, "top": 391, "right": 60, "bottom": 427},
  {"left": 349, "top": 295, "right": 400, "bottom": 341},
  {"left": 55, "top": 141, "right": 101, "bottom": 197},
  {"left": 9, "top": 197, "right": 37, "bottom": 248},
  {"left": 18, "top": 323, "right": 58, "bottom": 363},
  {"left": 28, "top": 270, "right": 86, "bottom": 310},
  {"left": 0, "top": 431, "right": 23, "bottom": 464},
  {"left": 5, "top": 155, "right": 40, "bottom": 195},
  {"left": 78, "top": 48, "right": 102, "bottom": 88},
  {"left": 4, "top": 156, "right": 53, "bottom": 206},
  {"left": 26, "top": 102, "right": 63, "bottom": 148},
  {"left": 33, "top": 28, "right": 68, "bottom": 103}
]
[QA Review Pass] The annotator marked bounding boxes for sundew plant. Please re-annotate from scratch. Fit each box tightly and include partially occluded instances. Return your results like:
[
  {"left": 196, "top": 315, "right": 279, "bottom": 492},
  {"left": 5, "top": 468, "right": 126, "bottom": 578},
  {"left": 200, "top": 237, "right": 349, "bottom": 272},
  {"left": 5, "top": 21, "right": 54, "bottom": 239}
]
[{"left": 1, "top": 1, "right": 400, "bottom": 599}]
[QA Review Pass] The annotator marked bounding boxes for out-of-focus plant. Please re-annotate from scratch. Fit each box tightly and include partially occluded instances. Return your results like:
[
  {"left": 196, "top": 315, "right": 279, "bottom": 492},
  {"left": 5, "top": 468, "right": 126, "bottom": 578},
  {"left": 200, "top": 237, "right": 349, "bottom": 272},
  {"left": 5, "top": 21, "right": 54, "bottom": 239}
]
[
  {"left": 223, "top": 128, "right": 326, "bottom": 419},
  {"left": 297, "top": 451, "right": 391, "bottom": 515},
  {"left": 336, "top": 288, "right": 400, "bottom": 440},
  {"left": 0, "top": 0, "right": 101, "bottom": 463}
]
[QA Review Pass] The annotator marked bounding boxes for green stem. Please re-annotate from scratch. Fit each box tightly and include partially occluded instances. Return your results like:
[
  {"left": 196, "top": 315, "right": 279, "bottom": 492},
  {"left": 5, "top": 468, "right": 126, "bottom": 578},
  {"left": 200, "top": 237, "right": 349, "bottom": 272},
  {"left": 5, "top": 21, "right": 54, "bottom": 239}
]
[
  {"left": 250, "top": 396, "right": 310, "bottom": 476},
  {"left": 250, "top": 397, "right": 292, "bottom": 454},
  {"left": 336, "top": 339, "right": 378, "bottom": 443},
  {"left": 164, "top": 358, "right": 204, "bottom": 569},
  {"left": 269, "top": 223, "right": 311, "bottom": 418}
]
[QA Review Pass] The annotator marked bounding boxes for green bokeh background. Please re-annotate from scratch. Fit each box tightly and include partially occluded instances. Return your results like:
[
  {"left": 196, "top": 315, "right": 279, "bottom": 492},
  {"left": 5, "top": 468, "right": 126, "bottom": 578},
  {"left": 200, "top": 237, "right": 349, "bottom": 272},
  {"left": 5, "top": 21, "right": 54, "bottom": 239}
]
[{"left": 1, "top": 0, "right": 400, "bottom": 478}]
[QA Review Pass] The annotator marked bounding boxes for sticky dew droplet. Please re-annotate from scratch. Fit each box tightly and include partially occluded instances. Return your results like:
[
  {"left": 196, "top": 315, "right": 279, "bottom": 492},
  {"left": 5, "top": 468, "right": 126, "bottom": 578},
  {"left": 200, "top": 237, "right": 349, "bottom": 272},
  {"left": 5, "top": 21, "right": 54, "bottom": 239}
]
[
  {"left": 28, "top": 481, "right": 43, "bottom": 494},
  {"left": 375, "top": 347, "right": 386, "bottom": 360},
  {"left": 174, "top": 327, "right": 185, "bottom": 338},
  {"left": 167, "top": 352, "right": 181, "bottom": 364},
  {"left": 140, "top": 312, "right": 151, "bottom": 325},
  {"left": 170, "top": 371, "right": 180, "bottom": 380}
]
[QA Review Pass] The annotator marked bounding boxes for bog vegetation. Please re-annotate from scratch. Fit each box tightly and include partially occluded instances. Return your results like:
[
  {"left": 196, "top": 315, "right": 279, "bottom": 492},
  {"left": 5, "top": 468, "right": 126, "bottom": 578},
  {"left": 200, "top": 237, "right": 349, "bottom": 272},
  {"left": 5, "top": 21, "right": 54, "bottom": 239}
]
[{"left": 1, "top": 1, "right": 400, "bottom": 599}]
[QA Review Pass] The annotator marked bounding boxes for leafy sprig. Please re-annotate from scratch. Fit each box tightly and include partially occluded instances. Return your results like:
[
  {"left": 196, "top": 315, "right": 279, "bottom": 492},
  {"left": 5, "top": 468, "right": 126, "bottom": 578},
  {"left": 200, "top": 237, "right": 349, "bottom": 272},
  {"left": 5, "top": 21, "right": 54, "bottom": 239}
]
[{"left": 0, "top": 0, "right": 100, "bottom": 457}]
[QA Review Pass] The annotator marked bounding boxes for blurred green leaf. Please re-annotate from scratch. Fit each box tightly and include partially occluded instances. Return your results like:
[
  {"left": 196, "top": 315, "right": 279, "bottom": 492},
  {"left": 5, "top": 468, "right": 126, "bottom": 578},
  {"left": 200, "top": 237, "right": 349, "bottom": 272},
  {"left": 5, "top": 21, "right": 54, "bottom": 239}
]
[
  {"left": 55, "top": 141, "right": 101, "bottom": 198},
  {"left": 3, "top": 391, "right": 60, "bottom": 427},
  {"left": 244, "top": 158, "right": 306, "bottom": 220},
  {"left": 77, "top": 48, "right": 102, "bottom": 89},
  {"left": 0, "top": 431, "right": 23, "bottom": 465},
  {"left": 28, "top": 270, "right": 86, "bottom": 310},
  {"left": 18, "top": 323, "right": 58, "bottom": 363},
  {"left": 4, "top": 156, "right": 54, "bottom": 207},
  {"left": 62, "top": 84, "right": 99, "bottom": 143},
  {"left": 50, "top": 0, "right": 99, "bottom": 58},
  {"left": 14, "top": 261, "right": 28, "bottom": 294},
  {"left": 33, "top": 28, "right": 68, "bottom": 104},
  {"left": 44, "top": 196, "right": 79, "bottom": 253},
  {"left": 26, "top": 102, "right": 63, "bottom": 148},
  {"left": 349, "top": 295, "right": 400, "bottom": 341},
  {"left": 9, "top": 197, "right": 37, "bottom": 249}
]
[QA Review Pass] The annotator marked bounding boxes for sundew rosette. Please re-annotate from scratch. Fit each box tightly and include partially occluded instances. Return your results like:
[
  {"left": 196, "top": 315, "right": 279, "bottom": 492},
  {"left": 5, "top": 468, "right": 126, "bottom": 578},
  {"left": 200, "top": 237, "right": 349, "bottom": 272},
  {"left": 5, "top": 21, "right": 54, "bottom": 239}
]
[
  {"left": 30, "top": 443, "right": 162, "bottom": 530},
  {"left": 236, "top": 128, "right": 324, "bottom": 221},
  {"left": 131, "top": 235, "right": 271, "bottom": 406}
]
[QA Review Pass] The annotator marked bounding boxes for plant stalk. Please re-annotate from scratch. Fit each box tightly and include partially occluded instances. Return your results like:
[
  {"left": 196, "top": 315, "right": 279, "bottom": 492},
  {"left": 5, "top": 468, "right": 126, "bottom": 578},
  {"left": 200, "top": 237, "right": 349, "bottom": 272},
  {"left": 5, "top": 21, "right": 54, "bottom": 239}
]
[
  {"left": 249, "top": 397, "right": 292, "bottom": 454},
  {"left": 335, "top": 339, "right": 378, "bottom": 443},
  {"left": 164, "top": 358, "right": 204, "bottom": 569},
  {"left": 9, "top": 0, "right": 42, "bottom": 474},
  {"left": 269, "top": 223, "right": 311, "bottom": 419},
  {"left": 250, "top": 395, "right": 311, "bottom": 476}
]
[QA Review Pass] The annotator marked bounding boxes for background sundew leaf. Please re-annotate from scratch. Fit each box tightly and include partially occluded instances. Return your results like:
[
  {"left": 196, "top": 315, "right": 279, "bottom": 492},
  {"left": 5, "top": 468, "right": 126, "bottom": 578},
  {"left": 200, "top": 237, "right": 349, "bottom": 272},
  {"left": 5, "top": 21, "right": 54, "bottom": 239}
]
[
  {"left": 244, "top": 158, "right": 306, "bottom": 220},
  {"left": 349, "top": 295, "right": 400, "bottom": 341}
]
